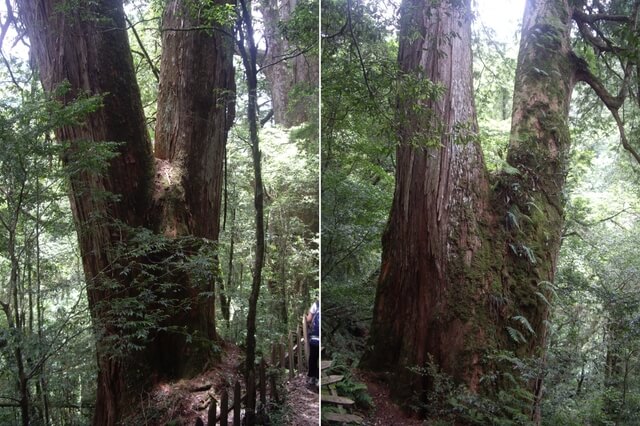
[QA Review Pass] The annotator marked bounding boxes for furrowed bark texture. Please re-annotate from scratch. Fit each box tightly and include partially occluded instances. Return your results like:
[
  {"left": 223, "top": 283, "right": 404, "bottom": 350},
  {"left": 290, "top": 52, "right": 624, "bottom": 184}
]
[
  {"left": 17, "top": 0, "right": 234, "bottom": 423},
  {"left": 17, "top": 1, "right": 153, "bottom": 423},
  {"left": 361, "top": 0, "right": 491, "bottom": 397},
  {"left": 501, "top": 1, "right": 575, "bottom": 419},
  {"left": 152, "top": 0, "right": 235, "bottom": 375},
  {"left": 362, "top": 0, "right": 577, "bottom": 420}
]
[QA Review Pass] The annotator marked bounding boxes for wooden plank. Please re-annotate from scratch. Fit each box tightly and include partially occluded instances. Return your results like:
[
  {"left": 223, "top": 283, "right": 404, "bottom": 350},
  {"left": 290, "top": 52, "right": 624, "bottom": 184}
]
[
  {"left": 270, "top": 371, "right": 279, "bottom": 404},
  {"left": 302, "top": 315, "right": 309, "bottom": 364},
  {"left": 259, "top": 358, "right": 267, "bottom": 406},
  {"left": 288, "top": 332, "right": 295, "bottom": 379},
  {"left": 321, "top": 394, "right": 354, "bottom": 405},
  {"left": 321, "top": 375, "right": 344, "bottom": 386},
  {"left": 324, "top": 412, "right": 364, "bottom": 424},
  {"left": 207, "top": 397, "right": 216, "bottom": 426},
  {"left": 296, "top": 325, "right": 304, "bottom": 372},
  {"left": 321, "top": 360, "right": 332, "bottom": 370}
]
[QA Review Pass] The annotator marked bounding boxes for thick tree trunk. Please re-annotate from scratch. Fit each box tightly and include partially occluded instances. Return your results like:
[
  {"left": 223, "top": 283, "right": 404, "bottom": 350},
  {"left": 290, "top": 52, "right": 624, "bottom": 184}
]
[
  {"left": 153, "top": 0, "right": 235, "bottom": 375},
  {"left": 17, "top": 0, "right": 234, "bottom": 423},
  {"left": 361, "top": 0, "right": 490, "bottom": 399},
  {"left": 362, "top": 0, "right": 576, "bottom": 421},
  {"left": 17, "top": 1, "right": 151, "bottom": 419},
  {"left": 506, "top": 0, "right": 574, "bottom": 315},
  {"left": 502, "top": 1, "right": 575, "bottom": 419}
]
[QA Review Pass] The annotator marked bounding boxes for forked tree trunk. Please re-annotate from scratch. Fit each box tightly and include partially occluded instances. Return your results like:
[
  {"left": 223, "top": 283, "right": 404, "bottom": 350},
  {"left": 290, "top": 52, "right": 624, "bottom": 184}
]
[
  {"left": 362, "top": 0, "right": 576, "bottom": 421},
  {"left": 16, "top": 0, "right": 234, "bottom": 423}
]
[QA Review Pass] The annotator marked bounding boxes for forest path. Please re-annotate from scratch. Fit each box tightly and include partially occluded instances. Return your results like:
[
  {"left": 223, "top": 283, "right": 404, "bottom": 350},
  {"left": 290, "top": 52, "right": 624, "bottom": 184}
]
[
  {"left": 281, "top": 374, "right": 319, "bottom": 425},
  {"left": 355, "top": 370, "right": 423, "bottom": 426}
]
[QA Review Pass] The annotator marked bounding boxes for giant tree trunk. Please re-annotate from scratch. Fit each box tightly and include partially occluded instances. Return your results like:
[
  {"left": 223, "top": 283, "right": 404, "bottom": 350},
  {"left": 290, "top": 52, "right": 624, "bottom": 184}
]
[
  {"left": 361, "top": 0, "right": 491, "bottom": 399},
  {"left": 16, "top": 0, "right": 234, "bottom": 424},
  {"left": 152, "top": 0, "right": 235, "bottom": 376},
  {"left": 362, "top": 0, "right": 576, "bottom": 421}
]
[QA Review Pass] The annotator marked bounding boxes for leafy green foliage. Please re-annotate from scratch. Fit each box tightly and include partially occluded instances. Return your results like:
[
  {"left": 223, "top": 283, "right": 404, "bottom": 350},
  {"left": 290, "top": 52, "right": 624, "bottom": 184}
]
[
  {"left": 406, "top": 353, "right": 536, "bottom": 425},
  {"left": 0, "top": 75, "right": 102, "bottom": 424},
  {"left": 321, "top": 0, "right": 397, "bottom": 358},
  {"left": 217, "top": 122, "right": 318, "bottom": 351}
]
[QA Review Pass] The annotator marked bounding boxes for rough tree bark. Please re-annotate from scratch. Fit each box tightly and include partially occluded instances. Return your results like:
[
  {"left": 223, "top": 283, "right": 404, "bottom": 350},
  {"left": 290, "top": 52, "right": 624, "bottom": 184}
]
[
  {"left": 361, "top": 0, "right": 491, "bottom": 397},
  {"left": 362, "top": 0, "right": 577, "bottom": 421},
  {"left": 16, "top": 0, "right": 234, "bottom": 424},
  {"left": 152, "top": 0, "right": 235, "bottom": 376},
  {"left": 261, "top": 0, "right": 319, "bottom": 330}
]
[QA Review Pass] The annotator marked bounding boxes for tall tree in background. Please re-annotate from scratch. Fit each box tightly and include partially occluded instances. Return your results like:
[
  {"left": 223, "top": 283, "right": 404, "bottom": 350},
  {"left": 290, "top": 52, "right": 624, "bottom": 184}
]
[
  {"left": 15, "top": 0, "right": 234, "bottom": 423},
  {"left": 261, "top": 0, "right": 318, "bottom": 126}
]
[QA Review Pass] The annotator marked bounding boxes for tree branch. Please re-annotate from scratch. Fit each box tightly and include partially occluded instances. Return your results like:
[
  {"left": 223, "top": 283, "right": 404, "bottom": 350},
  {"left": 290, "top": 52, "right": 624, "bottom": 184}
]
[
  {"left": 259, "top": 109, "right": 273, "bottom": 127},
  {"left": 573, "top": 9, "right": 631, "bottom": 24},
  {"left": 125, "top": 15, "right": 159, "bottom": 82},
  {"left": 611, "top": 108, "right": 640, "bottom": 165},
  {"left": 257, "top": 43, "right": 315, "bottom": 73},
  {"left": 0, "top": 0, "right": 15, "bottom": 50},
  {"left": 572, "top": 53, "right": 624, "bottom": 109},
  {"left": 347, "top": 0, "right": 375, "bottom": 99}
]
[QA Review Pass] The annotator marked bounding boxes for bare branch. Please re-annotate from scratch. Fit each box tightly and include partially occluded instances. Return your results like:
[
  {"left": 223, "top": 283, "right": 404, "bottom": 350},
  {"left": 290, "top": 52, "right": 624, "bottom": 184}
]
[
  {"left": 0, "top": 0, "right": 15, "bottom": 50},
  {"left": 347, "top": 0, "right": 375, "bottom": 99},
  {"left": 0, "top": 54, "right": 20, "bottom": 89},
  {"left": 259, "top": 109, "right": 273, "bottom": 127},
  {"left": 125, "top": 15, "right": 159, "bottom": 82},
  {"left": 573, "top": 8, "right": 631, "bottom": 24},
  {"left": 161, "top": 25, "right": 236, "bottom": 42},
  {"left": 612, "top": 108, "right": 640, "bottom": 165},
  {"left": 573, "top": 208, "right": 630, "bottom": 228},
  {"left": 573, "top": 53, "right": 624, "bottom": 109},
  {"left": 257, "top": 43, "right": 315, "bottom": 73}
]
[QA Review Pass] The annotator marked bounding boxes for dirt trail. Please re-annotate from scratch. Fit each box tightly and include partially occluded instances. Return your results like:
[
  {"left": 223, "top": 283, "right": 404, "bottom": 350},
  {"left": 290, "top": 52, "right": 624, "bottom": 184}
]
[
  {"left": 356, "top": 370, "right": 423, "bottom": 426},
  {"left": 282, "top": 374, "right": 320, "bottom": 425}
]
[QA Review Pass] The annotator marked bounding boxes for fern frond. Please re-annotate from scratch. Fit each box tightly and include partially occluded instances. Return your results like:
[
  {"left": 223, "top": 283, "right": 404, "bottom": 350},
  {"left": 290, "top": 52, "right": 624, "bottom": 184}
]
[{"left": 512, "top": 315, "right": 535, "bottom": 335}]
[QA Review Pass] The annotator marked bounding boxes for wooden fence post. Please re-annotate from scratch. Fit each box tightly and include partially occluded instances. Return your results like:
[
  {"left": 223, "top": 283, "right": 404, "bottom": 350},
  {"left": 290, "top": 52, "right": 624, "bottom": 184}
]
[
  {"left": 233, "top": 381, "right": 241, "bottom": 426},
  {"left": 221, "top": 389, "right": 228, "bottom": 426},
  {"left": 271, "top": 343, "right": 278, "bottom": 368},
  {"left": 207, "top": 397, "right": 216, "bottom": 426},
  {"left": 247, "top": 369, "right": 256, "bottom": 426},
  {"left": 288, "top": 332, "right": 295, "bottom": 379},
  {"left": 297, "top": 325, "right": 303, "bottom": 372},
  {"left": 279, "top": 341, "right": 285, "bottom": 371},
  {"left": 270, "top": 371, "right": 279, "bottom": 404},
  {"left": 259, "top": 359, "right": 267, "bottom": 407},
  {"left": 302, "top": 315, "right": 309, "bottom": 365}
]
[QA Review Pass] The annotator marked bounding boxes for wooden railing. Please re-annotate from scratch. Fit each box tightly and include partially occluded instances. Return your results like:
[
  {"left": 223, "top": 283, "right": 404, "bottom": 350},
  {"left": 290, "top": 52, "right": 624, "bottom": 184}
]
[{"left": 193, "top": 316, "right": 309, "bottom": 425}]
